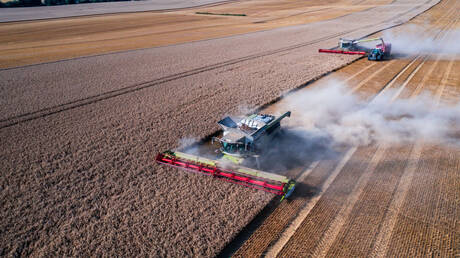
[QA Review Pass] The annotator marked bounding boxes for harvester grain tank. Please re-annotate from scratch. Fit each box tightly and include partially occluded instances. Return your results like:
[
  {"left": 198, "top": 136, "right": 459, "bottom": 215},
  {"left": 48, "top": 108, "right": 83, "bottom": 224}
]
[
  {"left": 215, "top": 112, "right": 291, "bottom": 164},
  {"left": 156, "top": 111, "right": 296, "bottom": 200}
]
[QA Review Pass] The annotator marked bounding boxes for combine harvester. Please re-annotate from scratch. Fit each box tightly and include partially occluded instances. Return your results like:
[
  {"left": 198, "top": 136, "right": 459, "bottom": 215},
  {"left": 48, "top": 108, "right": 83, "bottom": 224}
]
[
  {"left": 319, "top": 37, "right": 391, "bottom": 61},
  {"left": 156, "top": 111, "right": 296, "bottom": 201}
]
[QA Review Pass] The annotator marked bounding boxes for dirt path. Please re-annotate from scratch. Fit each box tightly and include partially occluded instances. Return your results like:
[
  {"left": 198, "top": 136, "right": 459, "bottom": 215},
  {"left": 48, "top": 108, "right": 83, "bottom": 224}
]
[
  {"left": 233, "top": 0, "right": 459, "bottom": 256},
  {"left": 0, "top": 0, "right": 394, "bottom": 68}
]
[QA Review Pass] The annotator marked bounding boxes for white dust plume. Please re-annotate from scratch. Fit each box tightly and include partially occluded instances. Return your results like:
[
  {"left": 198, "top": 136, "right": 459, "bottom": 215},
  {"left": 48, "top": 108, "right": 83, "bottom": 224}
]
[
  {"left": 178, "top": 137, "right": 199, "bottom": 150},
  {"left": 279, "top": 81, "right": 460, "bottom": 147},
  {"left": 383, "top": 24, "right": 460, "bottom": 57}
]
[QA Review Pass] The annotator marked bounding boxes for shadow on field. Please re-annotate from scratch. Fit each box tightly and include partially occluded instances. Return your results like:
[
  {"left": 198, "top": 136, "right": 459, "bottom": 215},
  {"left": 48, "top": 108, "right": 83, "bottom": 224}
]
[
  {"left": 388, "top": 52, "right": 413, "bottom": 59},
  {"left": 289, "top": 182, "right": 321, "bottom": 200},
  {"left": 253, "top": 128, "right": 339, "bottom": 173}
]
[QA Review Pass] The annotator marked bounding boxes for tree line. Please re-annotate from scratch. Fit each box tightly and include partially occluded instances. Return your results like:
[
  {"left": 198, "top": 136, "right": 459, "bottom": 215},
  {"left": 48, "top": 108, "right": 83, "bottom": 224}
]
[{"left": 1, "top": 0, "right": 130, "bottom": 7}]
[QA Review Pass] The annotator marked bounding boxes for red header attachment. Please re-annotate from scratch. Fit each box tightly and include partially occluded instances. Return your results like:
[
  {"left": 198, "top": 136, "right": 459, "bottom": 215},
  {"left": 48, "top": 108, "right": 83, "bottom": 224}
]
[
  {"left": 319, "top": 49, "right": 367, "bottom": 55},
  {"left": 155, "top": 153, "right": 286, "bottom": 195}
]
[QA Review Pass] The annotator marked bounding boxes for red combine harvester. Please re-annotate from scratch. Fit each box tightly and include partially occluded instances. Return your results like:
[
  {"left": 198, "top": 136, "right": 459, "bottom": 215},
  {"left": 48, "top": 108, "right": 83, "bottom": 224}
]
[
  {"left": 156, "top": 112, "right": 296, "bottom": 201},
  {"left": 319, "top": 37, "right": 391, "bottom": 61}
]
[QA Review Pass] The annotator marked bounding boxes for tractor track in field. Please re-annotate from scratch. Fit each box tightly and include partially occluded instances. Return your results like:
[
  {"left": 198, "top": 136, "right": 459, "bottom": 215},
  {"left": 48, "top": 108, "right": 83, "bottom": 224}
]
[
  {"left": 264, "top": 147, "right": 357, "bottom": 257},
  {"left": 230, "top": 0, "right": 459, "bottom": 255},
  {"left": 370, "top": 143, "right": 423, "bottom": 257},
  {"left": 310, "top": 146, "right": 388, "bottom": 257},
  {"left": 0, "top": 0, "right": 439, "bottom": 130}
]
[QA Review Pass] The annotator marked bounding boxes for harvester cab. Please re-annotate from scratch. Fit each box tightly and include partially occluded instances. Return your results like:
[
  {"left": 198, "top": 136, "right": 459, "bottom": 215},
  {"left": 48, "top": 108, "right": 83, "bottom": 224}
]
[
  {"left": 338, "top": 38, "right": 357, "bottom": 50},
  {"left": 368, "top": 48, "right": 384, "bottom": 61},
  {"left": 155, "top": 111, "right": 296, "bottom": 201},
  {"left": 216, "top": 112, "right": 290, "bottom": 164},
  {"left": 368, "top": 39, "right": 391, "bottom": 61}
]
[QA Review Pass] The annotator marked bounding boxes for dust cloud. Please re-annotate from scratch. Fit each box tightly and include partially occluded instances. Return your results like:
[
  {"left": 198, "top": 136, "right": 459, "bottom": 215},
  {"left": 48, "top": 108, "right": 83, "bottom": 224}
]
[
  {"left": 383, "top": 24, "right": 460, "bottom": 57},
  {"left": 178, "top": 80, "right": 460, "bottom": 171},
  {"left": 279, "top": 81, "right": 460, "bottom": 147}
]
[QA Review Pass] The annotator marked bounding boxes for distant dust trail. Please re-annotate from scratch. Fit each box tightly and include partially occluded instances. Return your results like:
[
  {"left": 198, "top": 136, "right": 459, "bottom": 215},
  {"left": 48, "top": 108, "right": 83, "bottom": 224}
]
[
  {"left": 384, "top": 25, "right": 460, "bottom": 57},
  {"left": 282, "top": 82, "right": 460, "bottom": 148}
]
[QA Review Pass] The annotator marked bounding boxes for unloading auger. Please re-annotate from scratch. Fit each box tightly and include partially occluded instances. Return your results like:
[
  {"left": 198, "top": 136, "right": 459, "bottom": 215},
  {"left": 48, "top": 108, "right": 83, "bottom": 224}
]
[{"left": 156, "top": 111, "right": 296, "bottom": 201}]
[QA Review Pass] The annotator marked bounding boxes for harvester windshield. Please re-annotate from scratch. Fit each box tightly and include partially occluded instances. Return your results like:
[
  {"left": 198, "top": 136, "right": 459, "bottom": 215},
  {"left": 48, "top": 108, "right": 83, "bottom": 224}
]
[
  {"left": 221, "top": 141, "right": 246, "bottom": 154},
  {"left": 339, "top": 39, "right": 354, "bottom": 49}
]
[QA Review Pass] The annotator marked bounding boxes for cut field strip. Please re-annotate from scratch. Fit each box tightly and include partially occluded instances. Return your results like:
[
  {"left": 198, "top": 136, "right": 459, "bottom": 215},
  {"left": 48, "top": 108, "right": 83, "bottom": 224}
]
[
  {"left": 265, "top": 147, "right": 356, "bottom": 257},
  {"left": 351, "top": 60, "right": 395, "bottom": 93},
  {"left": 370, "top": 144, "right": 423, "bottom": 258},
  {"left": 311, "top": 146, "right": 387, "bottom": 257},
  {"left": 371, "top": 50, "right": 457, "bottom": 258},
  {"left": 321, "top": 54, "right": 453, "bottom": 255},
  {"left": 239, "top": 51, "right": 420, "bottom": 256},
  {"left": 276, "top": 145, "right": 380, "bottom": 256},
  {"left": 272, "top": 56, "right": 430, "bottom": 256},
  {"left": 385, "top": 145, "right": 459, "bottom": 257},
  {"left": 233, "top": 155, "right": 347, "bottom": 257}
]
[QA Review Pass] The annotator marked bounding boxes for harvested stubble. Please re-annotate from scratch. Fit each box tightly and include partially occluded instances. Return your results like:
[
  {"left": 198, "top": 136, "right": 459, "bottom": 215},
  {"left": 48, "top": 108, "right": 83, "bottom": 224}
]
[
  {"left": 325, "top": 146, "right": 413, "bottom": 257},
  {"left": 234, "top": 157, "right": 343, "bottom": 257},
  {"left": 234, "top": 1, "right": 460, "bottom": 255},
  {"left": 385, "top": 146, "right": 459, "bottom": 257},
  {"left": 276, "top": 146, "right": 377, "bottom": 256}
]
